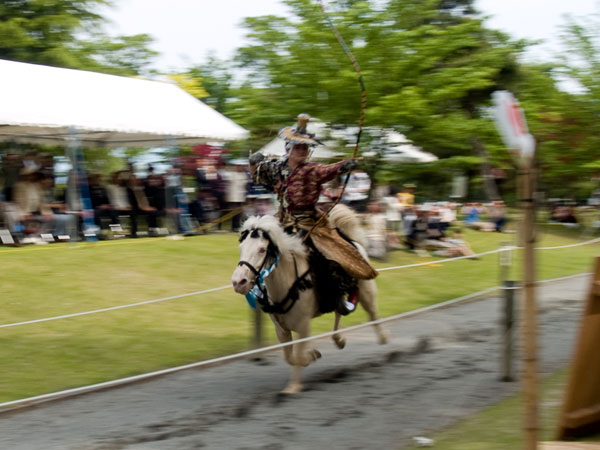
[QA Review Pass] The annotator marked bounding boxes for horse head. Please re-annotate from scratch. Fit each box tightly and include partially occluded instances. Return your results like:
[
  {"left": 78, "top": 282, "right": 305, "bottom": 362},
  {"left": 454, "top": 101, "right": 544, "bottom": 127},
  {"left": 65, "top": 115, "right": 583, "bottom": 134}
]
[{"left": 231, "top": 217, "right": 280, "bottom": 295}]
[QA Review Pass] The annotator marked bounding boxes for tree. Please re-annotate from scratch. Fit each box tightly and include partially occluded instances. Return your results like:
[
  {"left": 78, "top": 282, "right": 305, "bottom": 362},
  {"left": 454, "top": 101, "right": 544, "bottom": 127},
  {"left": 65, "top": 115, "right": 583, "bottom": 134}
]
[
  {"left": 187, "top": 55, "right": 234, "bottom": 113},
  {"left": 0, "top": 0, "right": 157, "bottom": 75},
  {"left": 230, "top": 0, "right": 527, "bottom": 199}
]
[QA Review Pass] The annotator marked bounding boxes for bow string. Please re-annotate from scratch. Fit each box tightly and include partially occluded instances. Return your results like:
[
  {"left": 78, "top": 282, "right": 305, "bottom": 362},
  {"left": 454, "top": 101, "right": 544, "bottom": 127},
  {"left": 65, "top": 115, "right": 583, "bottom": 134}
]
[{"left": 304, "top": 0, "right": 367, "bottom": 241}]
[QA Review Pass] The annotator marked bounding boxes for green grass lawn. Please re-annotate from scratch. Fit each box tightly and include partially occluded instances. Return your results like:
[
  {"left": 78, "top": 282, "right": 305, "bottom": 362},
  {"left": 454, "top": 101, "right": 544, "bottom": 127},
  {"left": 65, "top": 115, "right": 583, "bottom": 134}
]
[{"left": 0, "top": 225, "right": 598, "bottom": 403}]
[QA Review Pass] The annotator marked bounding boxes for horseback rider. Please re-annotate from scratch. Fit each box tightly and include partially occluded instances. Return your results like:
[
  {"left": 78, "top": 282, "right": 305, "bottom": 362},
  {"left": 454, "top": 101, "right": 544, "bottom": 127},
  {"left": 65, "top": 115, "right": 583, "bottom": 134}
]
[{"left": 248, "top": 113, "right": 378, "bottom": 315}]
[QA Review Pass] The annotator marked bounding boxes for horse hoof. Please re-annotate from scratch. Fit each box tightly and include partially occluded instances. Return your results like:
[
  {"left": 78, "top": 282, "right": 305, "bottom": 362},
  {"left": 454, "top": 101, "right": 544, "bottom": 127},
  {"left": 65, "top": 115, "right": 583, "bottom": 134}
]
[
  {"left": 281, "top": 384, "right": 302, "bottom": 395},
  {"left": 379, "top": 331, "right": 389, "bottom": 345},
  {"left": 333, "top": 336, "right": 346, "bottom": 349}
]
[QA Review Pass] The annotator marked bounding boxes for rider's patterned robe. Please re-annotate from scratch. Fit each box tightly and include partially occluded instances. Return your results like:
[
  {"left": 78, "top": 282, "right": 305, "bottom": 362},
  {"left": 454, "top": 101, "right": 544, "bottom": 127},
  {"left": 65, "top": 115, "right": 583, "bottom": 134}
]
[{"left": 253, "top": 157, "right": 377, "bottom": 280}]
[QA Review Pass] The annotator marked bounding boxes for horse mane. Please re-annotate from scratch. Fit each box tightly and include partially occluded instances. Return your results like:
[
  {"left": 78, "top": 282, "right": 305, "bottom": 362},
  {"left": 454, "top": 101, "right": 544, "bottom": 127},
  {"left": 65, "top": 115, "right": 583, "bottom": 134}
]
[{"left": 241, "top": 215, "right": 307, "bottom": 258}]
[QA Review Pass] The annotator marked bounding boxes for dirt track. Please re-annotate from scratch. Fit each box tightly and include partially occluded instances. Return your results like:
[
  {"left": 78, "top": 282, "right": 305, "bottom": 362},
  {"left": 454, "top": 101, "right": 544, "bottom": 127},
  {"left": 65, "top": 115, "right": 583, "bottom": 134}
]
[{"left": 0, "top": 275, "right": 590, "bottom": 450}]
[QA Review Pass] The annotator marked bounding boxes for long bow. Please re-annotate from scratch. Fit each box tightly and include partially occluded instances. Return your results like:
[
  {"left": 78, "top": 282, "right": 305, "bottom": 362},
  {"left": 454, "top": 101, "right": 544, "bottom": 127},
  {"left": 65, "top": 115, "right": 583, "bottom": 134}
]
[{"left": 304, "top": 0, "right": 367, "bottom": 241}]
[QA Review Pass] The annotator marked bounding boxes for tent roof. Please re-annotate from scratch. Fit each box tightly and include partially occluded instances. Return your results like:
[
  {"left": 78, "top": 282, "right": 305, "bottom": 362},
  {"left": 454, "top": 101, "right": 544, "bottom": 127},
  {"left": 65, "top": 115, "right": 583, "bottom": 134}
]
[
  {"left": 381, "top": 130, "right": 438, "bottom": 163},
  {"left": 0, "top": 59, "right": 248, "bottom": 147}
]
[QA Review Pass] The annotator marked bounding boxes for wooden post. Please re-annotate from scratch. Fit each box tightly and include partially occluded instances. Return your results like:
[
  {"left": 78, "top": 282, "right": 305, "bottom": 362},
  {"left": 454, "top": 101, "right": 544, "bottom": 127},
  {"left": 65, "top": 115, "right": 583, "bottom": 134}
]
[
  {"left": 502, "top": 279, "right": 516, "bottom": 382},
  {"left": 491, "top": 89, "right": 538, "bottom": 448},
  {"left": 499, "top": 242, "right": 515, "bottom": 382},
  {"left": 521, "top": 163, "right": 538, "bottom": 450}
]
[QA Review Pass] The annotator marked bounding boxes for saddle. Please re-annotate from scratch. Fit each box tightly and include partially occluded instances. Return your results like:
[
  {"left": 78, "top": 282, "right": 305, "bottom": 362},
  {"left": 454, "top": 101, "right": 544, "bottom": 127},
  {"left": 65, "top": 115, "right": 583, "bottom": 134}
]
[{"left": 280, "top": 207, "right": 376, "bottom": 314}]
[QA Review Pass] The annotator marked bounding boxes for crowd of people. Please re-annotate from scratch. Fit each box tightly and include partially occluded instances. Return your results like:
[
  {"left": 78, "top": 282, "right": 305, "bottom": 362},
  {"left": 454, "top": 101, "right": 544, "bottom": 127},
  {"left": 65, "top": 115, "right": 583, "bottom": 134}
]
[
  {"left": 0, "top": 150, "right": 263, "bottom": 245},
  {"left": 358, "top": 184, "right": 481, "bottom": 260},
  {"left": 8, "top": 148, "right": 585, "bottom": 256}
]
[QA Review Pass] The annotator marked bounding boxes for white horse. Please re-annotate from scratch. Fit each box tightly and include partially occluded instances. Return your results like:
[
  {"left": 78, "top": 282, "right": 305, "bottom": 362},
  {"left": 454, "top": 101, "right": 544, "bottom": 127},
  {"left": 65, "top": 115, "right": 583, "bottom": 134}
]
[{"left": 231, "top": 204, "right": 388, "bottom": 394}]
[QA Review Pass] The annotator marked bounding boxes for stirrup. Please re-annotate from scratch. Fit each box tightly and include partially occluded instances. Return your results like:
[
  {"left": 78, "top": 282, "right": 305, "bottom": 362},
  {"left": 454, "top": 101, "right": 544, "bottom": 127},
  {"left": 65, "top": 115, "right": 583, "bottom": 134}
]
[{"left": 336, "top": 290, "right": 358, "bottom": 316}]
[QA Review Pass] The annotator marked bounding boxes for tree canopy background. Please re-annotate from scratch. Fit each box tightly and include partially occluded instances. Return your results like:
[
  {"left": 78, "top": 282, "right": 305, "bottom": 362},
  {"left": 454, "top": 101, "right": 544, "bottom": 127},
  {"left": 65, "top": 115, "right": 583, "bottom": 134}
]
[{"left": 1, "top": 0, "right": 598, "bottom": 202}]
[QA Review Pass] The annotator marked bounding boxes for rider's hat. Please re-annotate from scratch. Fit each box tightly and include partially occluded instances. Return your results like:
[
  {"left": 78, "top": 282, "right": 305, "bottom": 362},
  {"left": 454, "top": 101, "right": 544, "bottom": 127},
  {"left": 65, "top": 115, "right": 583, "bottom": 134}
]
[{"left": 279, "top": 113, "right": 322, "bottom": 152}]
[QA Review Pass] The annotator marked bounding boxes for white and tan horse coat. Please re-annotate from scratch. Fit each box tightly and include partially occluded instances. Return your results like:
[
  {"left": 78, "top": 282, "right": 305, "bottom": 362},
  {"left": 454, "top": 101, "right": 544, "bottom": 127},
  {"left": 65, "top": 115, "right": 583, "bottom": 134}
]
[{"left": 232, "top": 204, "right": 387, "bottom": 393}]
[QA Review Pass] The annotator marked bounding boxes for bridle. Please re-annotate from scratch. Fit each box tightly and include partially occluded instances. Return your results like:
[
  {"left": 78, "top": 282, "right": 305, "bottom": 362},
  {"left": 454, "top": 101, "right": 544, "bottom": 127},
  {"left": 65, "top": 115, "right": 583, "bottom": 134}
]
[{"left": 237, "top": 228, "right": 312, "bottom": 315}]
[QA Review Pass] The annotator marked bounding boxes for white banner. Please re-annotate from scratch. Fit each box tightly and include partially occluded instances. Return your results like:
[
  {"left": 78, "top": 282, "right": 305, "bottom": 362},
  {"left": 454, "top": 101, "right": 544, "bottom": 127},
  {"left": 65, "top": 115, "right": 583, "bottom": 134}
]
[{"left": 491, "top": 90, "right": 535, "bottom": 161}]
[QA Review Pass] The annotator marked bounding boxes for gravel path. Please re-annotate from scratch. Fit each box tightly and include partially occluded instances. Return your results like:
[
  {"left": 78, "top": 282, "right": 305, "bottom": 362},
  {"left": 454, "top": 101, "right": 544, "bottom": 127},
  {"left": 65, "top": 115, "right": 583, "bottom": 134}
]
[{"left": 0, "top": 276, "right": 590, "bottom": 450}]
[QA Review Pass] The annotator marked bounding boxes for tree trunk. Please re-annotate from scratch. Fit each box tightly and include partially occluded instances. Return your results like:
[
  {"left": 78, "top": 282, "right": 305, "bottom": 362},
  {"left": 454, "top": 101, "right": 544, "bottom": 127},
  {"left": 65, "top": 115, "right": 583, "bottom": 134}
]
[{"left": 472, "top": 137, "right": 500, "bottom": 201}]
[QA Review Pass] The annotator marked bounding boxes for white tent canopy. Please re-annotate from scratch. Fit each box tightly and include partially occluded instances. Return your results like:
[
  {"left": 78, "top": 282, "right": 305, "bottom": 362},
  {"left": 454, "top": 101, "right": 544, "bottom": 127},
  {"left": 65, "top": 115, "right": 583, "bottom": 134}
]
[
  {"left": 381, "top": 131, "right": 438, "bottom": 163},
  {"left": 0, "top": 59, "right": 248, "bottom": 147}
]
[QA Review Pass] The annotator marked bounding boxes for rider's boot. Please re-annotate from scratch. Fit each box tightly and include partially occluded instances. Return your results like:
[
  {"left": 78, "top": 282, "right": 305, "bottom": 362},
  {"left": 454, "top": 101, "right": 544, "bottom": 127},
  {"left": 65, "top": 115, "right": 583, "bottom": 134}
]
[{"left": 337, "top": 288, "right": 358, "bottom": 316}]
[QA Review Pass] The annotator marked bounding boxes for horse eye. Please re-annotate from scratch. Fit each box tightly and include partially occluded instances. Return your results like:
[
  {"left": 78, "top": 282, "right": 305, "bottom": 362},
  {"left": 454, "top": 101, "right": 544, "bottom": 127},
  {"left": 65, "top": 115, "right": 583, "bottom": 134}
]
[{"left": 258, "top": 248, "right": 266, "bottom": 254}]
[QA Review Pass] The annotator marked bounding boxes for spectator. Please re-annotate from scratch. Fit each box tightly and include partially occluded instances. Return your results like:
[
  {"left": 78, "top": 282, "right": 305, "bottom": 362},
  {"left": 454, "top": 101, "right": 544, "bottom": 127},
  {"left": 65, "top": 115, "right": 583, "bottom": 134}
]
[
  {"left": 405, "top": 207, "right": 429, "bottom": 252},
  {"left": 12, "top": 167, "right": 55, "bottom": 239},
  {"left": 22, "top": 149, "right": 39, "bottom": 171},
  {"left": 89, "top": 173, "right": 119, "bottom": 235},
  {"left": 341, "top": 170, "right": 370, "bottom": 212},
  {"left": 40, "top": 173, "right": 79, "bottom": 240},
  {"left": 106, "top": 171, "right": 134, "bottom": 234},
  {"left": 489, "top": 200, "right": 507, "bottom": 232},
  {"left": 144, "top": 165, "right": 166, "bottom": 214},
  {"left": 365, "top": 201, "right": 387, "bottom": 260},
  {"left": 462, "top": 202, "right": 495, "bottom": 232},
  {"left": 127, "top": 176, "right": 159, "bottom": 238},
  {"left": 438, "top": 202, "right": 457, "bottom": 233},
  {"left": 382, "top": 189, "right": 403, "bottom": 248},
  {"left": 426, "top": 233, "right": 478, "bottom": 259},
  {"left": 2, "top": 149, "right": 23, "bottom": 202},
  {"left": 38, "top": 152, "right": 55, "bottom": 189},
  {"left": 165, "top": 167, "right": 193, "bottom": 234},
  {"left": 255, "top": 193, "right": 276, "bottom": 217},
  {"left": 397, "top": 183, "right": 416, "bottom": 208},
  {"left": 224, "top": 163, "right": 249, "bottom": 231}
]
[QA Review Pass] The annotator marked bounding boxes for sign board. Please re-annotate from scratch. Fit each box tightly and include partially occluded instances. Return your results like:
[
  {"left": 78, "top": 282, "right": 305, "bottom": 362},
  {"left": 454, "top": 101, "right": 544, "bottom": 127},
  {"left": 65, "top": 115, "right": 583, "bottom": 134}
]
[{"left": 491, "top": 91, "right": 535, "bottom": 162}]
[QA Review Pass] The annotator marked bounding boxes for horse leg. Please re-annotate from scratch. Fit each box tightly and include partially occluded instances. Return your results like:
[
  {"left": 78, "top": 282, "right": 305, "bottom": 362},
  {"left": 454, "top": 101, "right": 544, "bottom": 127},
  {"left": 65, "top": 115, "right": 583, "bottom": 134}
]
[
  {"left": 293, "top": 321, "right": 322, "bottom": 367},
  {"left": 332, "top": 312, "right": 346, "bottom": 349},
  {"left": 281, "top": 322, "right": 321, "bottom": 395},
  {"left": 273, "top": 323, "right": 295, "bottom": 366},
  {"left": 358, "top": 279, "right": 389, "bottom": 345}
]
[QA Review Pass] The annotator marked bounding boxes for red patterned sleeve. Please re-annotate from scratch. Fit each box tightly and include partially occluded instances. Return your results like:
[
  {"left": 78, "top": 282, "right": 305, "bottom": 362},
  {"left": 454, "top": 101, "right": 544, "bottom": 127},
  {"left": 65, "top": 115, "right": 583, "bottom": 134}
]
[{"left": 311, "top": 161, "right": 345, "bottom": 184}]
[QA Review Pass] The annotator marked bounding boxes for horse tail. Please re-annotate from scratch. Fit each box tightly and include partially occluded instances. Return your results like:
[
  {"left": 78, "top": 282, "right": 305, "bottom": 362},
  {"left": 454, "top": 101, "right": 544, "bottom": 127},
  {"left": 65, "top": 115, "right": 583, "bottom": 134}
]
[{"left": 328, "top": 203, "right": 367, "bottom": 248}]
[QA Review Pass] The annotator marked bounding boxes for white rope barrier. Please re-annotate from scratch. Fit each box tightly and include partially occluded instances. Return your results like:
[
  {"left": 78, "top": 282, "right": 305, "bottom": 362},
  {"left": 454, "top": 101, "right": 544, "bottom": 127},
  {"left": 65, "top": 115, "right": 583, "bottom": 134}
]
[
  {"left": 0, "top": 285, "right": 231, "bottom": 329},
  {"left": 536, "top": 236, "right": 600, "bottom": 250},
  {"left": 0, "top": 272, "right": 591, "bottom": 413},
  {"left": 1, "top": 236, "right": 598, "bottom": 329}
]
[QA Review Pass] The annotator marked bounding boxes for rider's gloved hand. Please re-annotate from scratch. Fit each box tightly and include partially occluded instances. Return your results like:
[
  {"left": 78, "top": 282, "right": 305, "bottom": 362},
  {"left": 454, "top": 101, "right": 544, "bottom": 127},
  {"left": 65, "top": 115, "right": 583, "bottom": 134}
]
[
  {"left": 249, "top": 152, "right": 266, "bottom": 165},
  {"left": 340, "top": 159, "right": 358, "bottom": 173}
]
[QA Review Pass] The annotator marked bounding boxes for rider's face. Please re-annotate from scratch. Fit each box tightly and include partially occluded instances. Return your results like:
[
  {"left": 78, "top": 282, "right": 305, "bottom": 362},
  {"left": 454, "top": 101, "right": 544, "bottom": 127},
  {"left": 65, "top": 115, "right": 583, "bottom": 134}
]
[{"left": 289, "top": 144, "right": 309, "bottom": 165}]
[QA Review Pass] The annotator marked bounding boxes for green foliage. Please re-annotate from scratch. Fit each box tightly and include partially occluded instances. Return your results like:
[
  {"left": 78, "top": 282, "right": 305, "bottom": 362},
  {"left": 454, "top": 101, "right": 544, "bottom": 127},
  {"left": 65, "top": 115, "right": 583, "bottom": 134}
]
[
  {"left": 72, "top": 32, "right": 158, "bottom": 76},
  {"left": 0, "top": 0, "right": 157, "bottom": 75},
  {"left": 228, "top": 0, "right": 529, "bottom": 192},
  {"left": 225, "top": 0, "right": 600, "bottom": 200},
  {"left": 188, "top": 55, "right": 233, "bottom": 113}
]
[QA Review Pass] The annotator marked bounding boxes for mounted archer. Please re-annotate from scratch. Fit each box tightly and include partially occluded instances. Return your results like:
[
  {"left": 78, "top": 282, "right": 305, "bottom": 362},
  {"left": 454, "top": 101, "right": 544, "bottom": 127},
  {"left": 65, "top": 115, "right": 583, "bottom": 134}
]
[{"left": 248, "top": 113, "right": 377, "bottom": 315}]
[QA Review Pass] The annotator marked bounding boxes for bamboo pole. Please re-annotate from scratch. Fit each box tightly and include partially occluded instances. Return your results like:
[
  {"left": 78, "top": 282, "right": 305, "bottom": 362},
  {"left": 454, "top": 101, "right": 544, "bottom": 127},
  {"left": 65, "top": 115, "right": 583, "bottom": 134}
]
[{"left": 521, "top": 162, "right": 538, "bottom": 449}]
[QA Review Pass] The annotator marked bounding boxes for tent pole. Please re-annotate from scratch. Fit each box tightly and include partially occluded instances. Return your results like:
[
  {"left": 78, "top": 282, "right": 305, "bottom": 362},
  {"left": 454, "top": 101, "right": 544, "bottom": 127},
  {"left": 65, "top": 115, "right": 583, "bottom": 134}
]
[{"left": 67, "top": 128, "right": 97, "bottom": 242}]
